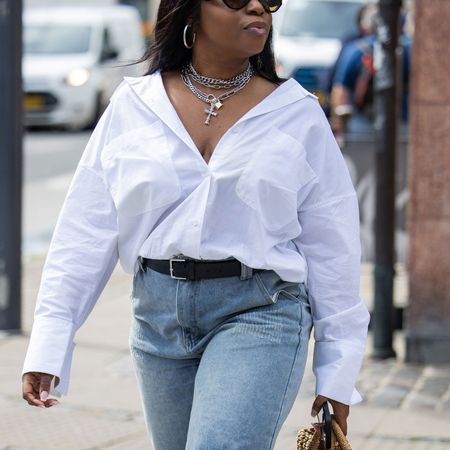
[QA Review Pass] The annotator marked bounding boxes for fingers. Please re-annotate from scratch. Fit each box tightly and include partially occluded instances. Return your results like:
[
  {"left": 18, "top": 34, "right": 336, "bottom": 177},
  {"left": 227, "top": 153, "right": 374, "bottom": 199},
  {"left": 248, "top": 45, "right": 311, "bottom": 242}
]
[
  {"left": 328, "top": 399, "right": 349, "bottom": 436},
  {"left": 337, "top": 417, "right": 348, "bottom": 436},
  {"left": 310, "top": 394, "right": 328, "bottom": 417},
  {"left": 23, "top": 393, "right": 59, "bottom": 408},
  {"left": 39, "top": 373, "right": 53, "bottom": 402},
  {"left": 332, "top": 412, "right": 348, "bottom": 435},
  {"left": 22, "top": 372, "right": 44, "bottom": 408},
  {"left": 23, "top": 392, "right": 46, "bottom": 408},
  {"left": 43, "top": 398, "right": 60, "bottom": 408},
  {"left": 310, "top": 395, "right": 349, "bottom": 435},
  {"left": 22, "top": 372, "right": 60, "bottom": 408}
]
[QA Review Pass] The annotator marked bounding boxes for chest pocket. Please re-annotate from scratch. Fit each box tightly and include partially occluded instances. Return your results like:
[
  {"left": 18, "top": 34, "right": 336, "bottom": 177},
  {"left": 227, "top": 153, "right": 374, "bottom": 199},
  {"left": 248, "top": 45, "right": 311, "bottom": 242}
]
[
  {"left": 235, "top": 126, "right": 316, "bottom": 234},
  {"left": 101, "top": 120, "right": 181, "bottom": 217}
]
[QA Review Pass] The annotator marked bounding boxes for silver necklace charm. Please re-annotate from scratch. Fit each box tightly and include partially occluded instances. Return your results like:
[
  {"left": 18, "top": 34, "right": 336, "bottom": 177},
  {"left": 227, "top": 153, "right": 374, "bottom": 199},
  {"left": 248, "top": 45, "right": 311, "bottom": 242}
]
[
  {"left": 204, "top": 102, "right": 218, "bottom": 125},
  {"left": 180, "top": 63, "right": 253, "bottom": 125}
]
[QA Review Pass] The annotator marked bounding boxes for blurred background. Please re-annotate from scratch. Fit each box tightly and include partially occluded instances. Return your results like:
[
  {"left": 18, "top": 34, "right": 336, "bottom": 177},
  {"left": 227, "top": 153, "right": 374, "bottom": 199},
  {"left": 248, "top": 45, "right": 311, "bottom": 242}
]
[{"left": 1, "top": 0, "right": 450, "bottom": 448}]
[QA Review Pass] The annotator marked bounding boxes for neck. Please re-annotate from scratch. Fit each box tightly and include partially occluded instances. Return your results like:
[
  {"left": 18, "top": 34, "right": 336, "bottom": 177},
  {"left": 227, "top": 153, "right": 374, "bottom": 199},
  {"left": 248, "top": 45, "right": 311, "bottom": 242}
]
[{"left": 191, "top": 52, "right": 250, "bottom": 80}]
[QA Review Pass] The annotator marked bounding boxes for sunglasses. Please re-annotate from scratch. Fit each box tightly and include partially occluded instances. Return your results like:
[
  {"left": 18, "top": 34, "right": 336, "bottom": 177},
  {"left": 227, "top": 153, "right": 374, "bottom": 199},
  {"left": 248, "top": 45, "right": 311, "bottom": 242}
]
[{"left": 222, "top": 0, "right": 282, "bottom": 13}]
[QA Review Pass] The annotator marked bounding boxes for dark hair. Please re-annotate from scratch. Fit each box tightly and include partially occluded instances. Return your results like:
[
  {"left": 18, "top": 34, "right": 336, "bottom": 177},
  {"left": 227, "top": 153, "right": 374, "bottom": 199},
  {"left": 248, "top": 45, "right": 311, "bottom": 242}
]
[
  {"left": 135, "top": 0, "right": 285, "bottom": 84},
  {"left": 356, "top": 5, "right": 365, "bottom": 28}
]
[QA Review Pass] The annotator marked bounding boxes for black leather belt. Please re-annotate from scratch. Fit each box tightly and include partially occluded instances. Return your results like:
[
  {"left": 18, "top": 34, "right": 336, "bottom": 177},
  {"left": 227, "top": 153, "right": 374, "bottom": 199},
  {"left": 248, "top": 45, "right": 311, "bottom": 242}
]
[{"left": 141, "top": 256, "right": 265, "bottom": 281}]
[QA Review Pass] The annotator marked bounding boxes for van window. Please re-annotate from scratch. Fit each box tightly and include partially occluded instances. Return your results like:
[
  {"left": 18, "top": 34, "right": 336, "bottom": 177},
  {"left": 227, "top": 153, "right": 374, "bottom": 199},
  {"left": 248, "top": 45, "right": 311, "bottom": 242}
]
[
  {"left": 280, "top": 0, "right": 361, "bottom": 40},
  {"left": 24, "top": 25, "right": 92, "bottom": 54},
  {"left": 101, "top": 28, "right": 116, "bottom": 54}
]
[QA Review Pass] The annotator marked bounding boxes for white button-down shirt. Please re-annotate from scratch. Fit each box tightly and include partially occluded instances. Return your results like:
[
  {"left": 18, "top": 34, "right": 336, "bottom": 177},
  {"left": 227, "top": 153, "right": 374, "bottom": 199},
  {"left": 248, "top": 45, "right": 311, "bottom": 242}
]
[{"left": 22, "top": 70, "right": 370, "bottom": 405}]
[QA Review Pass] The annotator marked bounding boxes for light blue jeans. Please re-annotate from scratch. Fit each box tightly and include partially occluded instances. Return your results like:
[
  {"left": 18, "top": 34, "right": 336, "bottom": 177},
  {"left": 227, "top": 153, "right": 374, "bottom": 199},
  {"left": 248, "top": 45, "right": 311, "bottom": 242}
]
[{"left": 129, "top": 263, "right": 313, "bottom": 450}]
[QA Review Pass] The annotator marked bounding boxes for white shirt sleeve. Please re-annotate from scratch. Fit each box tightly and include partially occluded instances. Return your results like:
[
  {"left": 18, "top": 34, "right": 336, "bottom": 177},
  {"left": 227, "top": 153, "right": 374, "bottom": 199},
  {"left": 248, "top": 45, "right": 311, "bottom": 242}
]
[
  {"left": 293, "top": 103, "right": 371, "bottom": 405},
  {"left": 21, "top": 105, "right": 119, "bottom": 397}
]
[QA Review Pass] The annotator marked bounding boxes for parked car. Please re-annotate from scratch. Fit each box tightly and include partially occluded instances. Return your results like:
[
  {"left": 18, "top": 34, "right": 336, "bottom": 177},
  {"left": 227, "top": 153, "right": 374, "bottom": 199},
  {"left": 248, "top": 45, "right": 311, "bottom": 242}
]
[
  {"left": 272, "top": 0, "right": 370, "bottom": 107},
  {"left": 23, "top": 5, "right": 146, "bottom": 130}
]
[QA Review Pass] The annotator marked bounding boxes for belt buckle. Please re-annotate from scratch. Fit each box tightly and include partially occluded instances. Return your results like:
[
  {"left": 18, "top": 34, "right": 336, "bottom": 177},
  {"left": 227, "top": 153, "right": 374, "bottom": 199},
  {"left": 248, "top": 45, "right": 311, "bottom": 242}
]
[{"left": 169, "top": 257, "right": 187, "bottom": 280}]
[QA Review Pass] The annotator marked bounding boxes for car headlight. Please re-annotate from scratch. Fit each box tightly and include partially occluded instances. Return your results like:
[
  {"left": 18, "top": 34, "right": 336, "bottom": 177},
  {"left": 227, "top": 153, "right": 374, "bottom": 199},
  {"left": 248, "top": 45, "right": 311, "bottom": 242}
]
[{"left": 65, "top": 68, "right": 91, "bottom": 87}]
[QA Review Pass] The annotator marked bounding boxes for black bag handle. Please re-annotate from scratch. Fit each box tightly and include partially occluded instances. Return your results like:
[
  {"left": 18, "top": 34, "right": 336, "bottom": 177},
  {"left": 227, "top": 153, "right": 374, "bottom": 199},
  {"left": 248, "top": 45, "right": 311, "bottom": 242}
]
[{"left": 321, "top": 402, "right": 332, "bottom": 449}]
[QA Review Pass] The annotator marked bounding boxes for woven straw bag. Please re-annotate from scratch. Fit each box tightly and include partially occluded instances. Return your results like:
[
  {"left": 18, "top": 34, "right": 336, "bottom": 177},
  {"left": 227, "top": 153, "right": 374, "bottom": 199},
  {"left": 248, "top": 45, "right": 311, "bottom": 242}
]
[{"left": 296, "top": 417, "right": 352, "bottom": 450}]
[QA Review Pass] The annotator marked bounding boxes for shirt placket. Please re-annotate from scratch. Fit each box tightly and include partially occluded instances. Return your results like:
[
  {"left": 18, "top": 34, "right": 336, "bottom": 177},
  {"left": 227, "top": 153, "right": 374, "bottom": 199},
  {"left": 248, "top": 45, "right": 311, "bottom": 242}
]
[{"left": 180, "top": 175, "right": 212, "bottom": 260}]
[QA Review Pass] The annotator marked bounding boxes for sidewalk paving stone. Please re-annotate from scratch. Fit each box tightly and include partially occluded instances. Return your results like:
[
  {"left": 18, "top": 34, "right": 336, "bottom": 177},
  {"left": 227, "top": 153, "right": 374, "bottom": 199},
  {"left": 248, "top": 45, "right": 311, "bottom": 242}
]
[{"left": 0, "top": 395, "right": 148, "bottom": 450}]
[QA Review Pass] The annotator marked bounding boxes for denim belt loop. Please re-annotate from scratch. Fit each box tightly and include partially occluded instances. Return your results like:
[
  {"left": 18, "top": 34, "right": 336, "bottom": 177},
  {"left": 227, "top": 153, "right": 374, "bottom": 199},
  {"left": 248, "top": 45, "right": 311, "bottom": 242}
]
[{"left": 239, "top": 263, "right": 254, "bottom": 280}]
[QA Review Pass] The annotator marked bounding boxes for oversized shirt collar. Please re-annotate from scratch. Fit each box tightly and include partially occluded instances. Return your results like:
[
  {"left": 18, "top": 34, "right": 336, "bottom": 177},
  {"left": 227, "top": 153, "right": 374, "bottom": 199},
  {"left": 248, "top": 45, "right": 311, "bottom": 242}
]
[{"left": 123, "top": 70, "right": 312, "bottom": 155}]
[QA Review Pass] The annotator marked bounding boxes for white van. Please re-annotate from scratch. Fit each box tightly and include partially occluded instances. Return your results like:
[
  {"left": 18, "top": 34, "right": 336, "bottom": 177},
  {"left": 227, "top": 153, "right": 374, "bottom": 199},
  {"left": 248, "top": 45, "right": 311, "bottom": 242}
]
[{"left": 23, "top": 5, "right": 146, "bottom": 129}]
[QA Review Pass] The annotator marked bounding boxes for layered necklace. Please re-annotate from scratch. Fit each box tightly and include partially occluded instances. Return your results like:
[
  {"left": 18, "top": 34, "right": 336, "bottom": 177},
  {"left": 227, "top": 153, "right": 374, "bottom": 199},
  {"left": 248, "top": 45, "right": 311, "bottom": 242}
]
[{"left": 180, "top": 62, "right": 254, "bottom": 125}]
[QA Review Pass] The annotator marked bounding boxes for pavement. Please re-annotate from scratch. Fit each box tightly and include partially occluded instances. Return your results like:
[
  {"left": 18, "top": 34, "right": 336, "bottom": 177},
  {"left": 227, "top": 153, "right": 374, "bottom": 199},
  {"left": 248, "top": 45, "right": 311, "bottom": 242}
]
[{"left": 1, "top": 256, "right": 450, "bottom": 450}]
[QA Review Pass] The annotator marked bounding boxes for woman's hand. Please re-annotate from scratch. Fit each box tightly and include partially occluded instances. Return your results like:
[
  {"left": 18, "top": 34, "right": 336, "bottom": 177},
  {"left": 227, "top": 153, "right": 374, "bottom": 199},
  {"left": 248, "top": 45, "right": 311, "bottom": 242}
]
[
  {"left": 22, "top": 372, "right": 60, "bottom": 408},
  {"left": 311, "top": 394, "right": 350, "bottom": 435}
]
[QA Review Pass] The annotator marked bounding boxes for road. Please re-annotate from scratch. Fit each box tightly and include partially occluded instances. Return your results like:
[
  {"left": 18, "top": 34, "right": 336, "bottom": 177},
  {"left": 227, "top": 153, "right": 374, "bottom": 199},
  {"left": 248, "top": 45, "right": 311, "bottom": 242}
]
[{"left": 23, "top": 129, "right": 89, "bottom": 255}]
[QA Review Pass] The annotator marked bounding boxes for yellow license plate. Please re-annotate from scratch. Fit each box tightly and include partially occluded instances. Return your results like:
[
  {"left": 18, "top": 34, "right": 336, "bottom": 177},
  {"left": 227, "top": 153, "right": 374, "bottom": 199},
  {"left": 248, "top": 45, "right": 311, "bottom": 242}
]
[{"left": 24, "top": 95, "right": 45, "bottom": 111}]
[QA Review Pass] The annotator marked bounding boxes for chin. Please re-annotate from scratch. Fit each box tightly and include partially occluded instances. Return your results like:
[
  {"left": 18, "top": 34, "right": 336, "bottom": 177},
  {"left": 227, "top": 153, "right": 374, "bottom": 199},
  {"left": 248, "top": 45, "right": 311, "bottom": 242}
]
[
  {"left": 242, "top": 44, "right": 267, "bottom": 59},
  {"left": 249, "top": 48, "right": 266, "bottom": 58}
]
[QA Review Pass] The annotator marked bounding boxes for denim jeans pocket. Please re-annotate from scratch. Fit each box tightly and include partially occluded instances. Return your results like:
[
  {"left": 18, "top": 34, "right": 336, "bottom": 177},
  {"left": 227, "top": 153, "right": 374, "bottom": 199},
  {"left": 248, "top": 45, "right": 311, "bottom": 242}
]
[
  {"left": 131, "top": 263, "right": 153, "bottom": 305},
  {"left": 254, "top": 270, "right": 308, "bottom": 306},
  {"left": 131, "top": 270, "right": 140, "bottom": 303}
]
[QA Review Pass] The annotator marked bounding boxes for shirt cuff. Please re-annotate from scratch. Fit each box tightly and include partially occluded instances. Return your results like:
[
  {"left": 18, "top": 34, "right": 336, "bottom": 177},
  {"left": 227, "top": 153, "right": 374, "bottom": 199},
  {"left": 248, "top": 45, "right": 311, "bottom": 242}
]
[
  {"left": 22, "top": 315, "right": 77, "bottom": 397},
  {"left": 313, "top": 340, "right": 366, "bottom": 405}
]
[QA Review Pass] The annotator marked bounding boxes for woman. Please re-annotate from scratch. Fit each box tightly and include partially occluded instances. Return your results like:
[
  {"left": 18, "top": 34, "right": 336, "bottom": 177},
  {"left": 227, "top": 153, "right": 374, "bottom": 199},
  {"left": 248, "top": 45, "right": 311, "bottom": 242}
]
[{"left": 22, "top": 0, "right": 370, "bottom": 448}]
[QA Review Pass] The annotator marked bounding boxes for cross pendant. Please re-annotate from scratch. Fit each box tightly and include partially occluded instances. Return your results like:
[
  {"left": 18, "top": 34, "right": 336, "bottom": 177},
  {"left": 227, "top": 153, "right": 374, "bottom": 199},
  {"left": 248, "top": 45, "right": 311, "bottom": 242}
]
[{"left": 204, "top": 103, "right": 219, "bottom": 125}]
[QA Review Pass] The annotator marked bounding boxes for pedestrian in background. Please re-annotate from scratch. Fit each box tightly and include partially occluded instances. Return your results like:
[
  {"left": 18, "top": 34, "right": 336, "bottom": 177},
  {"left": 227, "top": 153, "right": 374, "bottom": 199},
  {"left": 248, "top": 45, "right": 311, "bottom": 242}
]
[
  {"left": 22, "top": 0, "right": 370, "bottom": 448},
  {"left": 330, "top": 5, "right": 413, "bottom": 140},
  {"left": 323, "top": 2, "right": 378, "bottom": 116}
]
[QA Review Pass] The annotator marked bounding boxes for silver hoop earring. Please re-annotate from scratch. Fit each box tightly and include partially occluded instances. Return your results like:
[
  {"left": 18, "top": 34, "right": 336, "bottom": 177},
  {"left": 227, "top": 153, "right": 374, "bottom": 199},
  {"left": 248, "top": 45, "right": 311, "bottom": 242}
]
[{"left": 183, "top": 23, "right": 196, "bottom": 49}]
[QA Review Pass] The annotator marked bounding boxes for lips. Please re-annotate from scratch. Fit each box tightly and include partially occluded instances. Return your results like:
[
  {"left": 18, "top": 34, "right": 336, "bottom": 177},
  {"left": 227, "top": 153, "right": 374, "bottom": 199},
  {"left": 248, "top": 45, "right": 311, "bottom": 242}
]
[{"left": 244, "top": 21, "right": 268, "bottom": 32}]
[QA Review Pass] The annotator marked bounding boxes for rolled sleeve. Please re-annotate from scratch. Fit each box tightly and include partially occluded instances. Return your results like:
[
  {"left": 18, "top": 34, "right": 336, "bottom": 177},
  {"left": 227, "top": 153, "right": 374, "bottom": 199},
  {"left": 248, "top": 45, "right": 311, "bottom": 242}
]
[
  {"left": 22, "top": 316, "right": 76, "bottom": 397},
  {"left": 21, "top": 106, "right": 119, "bottom": 397},
  {"left": 312, "top": 300, "right": 370, "bottom": 404},
  {"left": 294, "top": 108, "right": 371, "bottom": 405}
]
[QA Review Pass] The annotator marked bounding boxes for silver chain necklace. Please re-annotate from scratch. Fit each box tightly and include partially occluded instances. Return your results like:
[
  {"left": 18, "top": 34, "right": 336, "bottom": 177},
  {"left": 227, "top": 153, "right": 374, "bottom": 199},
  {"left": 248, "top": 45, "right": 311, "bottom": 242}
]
[
  {"left": 188, "top": 62, "right": 253, "bottom": 90},
  {"left": 180, "top": 62, "right": 254, "bottom": 125}
]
